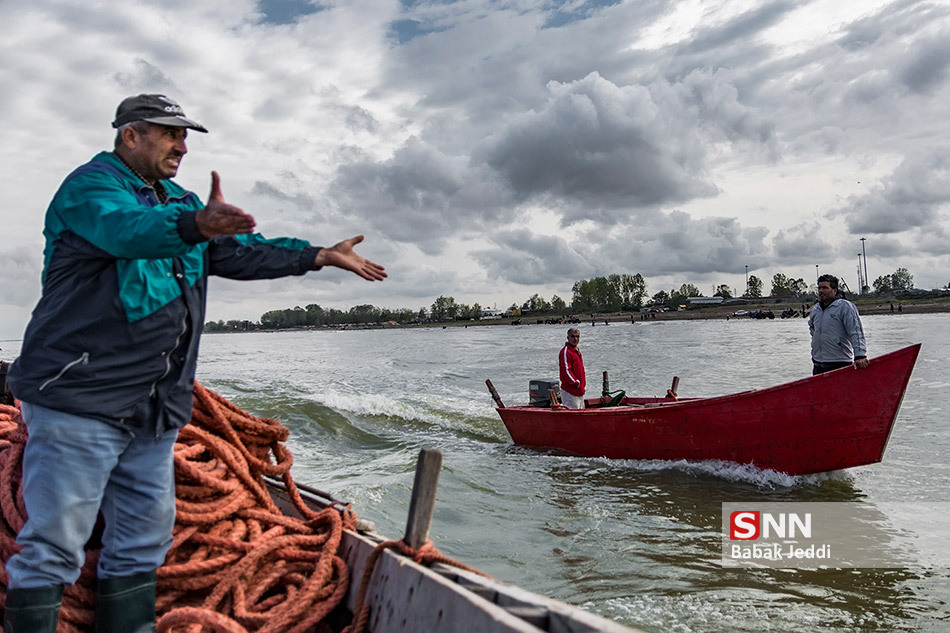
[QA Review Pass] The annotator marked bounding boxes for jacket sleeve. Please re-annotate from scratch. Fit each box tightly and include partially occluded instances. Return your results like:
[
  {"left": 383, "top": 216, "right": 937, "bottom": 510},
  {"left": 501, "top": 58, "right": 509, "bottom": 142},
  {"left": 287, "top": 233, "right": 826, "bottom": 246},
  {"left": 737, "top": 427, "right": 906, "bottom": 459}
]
[
  {"left": 560, "top": 347, "right": 581, "bottom": 389},
  {"left": 48, "top": 169, "right": 199, "bottom": 260},
  {"left": 844, "top": 303, "right": 868, "bottom": 359},
  {"left": 207, "top": 233, "right": 322, "bottom": 280}
]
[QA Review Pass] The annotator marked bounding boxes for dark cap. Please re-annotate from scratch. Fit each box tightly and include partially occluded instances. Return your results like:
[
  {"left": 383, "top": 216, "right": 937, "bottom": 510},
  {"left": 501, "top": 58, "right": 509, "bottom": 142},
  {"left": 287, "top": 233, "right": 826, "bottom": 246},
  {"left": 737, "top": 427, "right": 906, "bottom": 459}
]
[{"left": 112, "top": 94, "right": 208, "bottom": 132}]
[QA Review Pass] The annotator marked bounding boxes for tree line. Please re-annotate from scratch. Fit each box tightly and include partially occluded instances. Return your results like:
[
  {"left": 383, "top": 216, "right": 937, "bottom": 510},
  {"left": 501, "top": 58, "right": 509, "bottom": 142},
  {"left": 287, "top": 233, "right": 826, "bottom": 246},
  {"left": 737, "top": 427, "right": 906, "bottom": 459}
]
[{"left": 203, "top": 268, "right": 915, "bottom": 332}]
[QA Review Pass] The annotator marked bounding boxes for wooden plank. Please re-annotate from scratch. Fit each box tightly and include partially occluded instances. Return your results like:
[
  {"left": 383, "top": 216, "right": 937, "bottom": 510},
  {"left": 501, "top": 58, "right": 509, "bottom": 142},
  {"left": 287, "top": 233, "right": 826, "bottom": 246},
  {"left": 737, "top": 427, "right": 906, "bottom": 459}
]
[
  {"left": 443, "top": 566, "right": 640, "bottom": 633},
  {"left": 404, "top": 448, "right": 442, "bottom": 549},
  {"left": 504, "top": 606, "right": 548, "bottom": 628},
  {"left": 267, "top": 482, "right": 648, "bottom": 633},
  {"left": 363, "top": 548, "right": 545, "bottom": 633}
]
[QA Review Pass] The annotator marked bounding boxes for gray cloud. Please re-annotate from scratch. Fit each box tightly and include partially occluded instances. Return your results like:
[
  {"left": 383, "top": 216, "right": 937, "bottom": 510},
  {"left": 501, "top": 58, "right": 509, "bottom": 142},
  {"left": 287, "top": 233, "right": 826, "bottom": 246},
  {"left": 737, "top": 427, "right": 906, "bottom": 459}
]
[
  {"left": 898, "top": 32, "right": 950, "bottom": 94},
  {"left": 249, "top": 180, "right": 320, "bottom": 211},
  {"left": 2, "top": 0, "right": 950, "bottom": 336},
  {"left": 677, "top": 0, "right": 798, "bottom": 56},
  {"left": 113, "top": 58, "right": 179, "bottom": 94},
  {"left": 475, "top": 72, "right": 720, "bottom": 219},
  {"left": 0, "top": 246, "right": 42, "bottom": 309},
  {"left": 329, "top": 137, "right": 512, "bottom": 253},
  {"left": 471, "top": 210, "right": 770, "bottom": 286},
  {"left": 471, "top": 230, "right": 595, "bottom": 285},
  {"left": 914, "top": 225, "right": 950, "bottom": 256},
  {"left": 330, "top": 67, "right": 779, "bottom": 246},
  {"left": 772, "top": 222, "right": 835, "bottom": 262},
  {"left": 861, "top": 236, "right": 903, "bottom": 260},
  {"left": 587, "top": 212, "right": 771, "bottom": 276},
  {"left": 831, "top": 148, "right": 950, "bottom": 234}
]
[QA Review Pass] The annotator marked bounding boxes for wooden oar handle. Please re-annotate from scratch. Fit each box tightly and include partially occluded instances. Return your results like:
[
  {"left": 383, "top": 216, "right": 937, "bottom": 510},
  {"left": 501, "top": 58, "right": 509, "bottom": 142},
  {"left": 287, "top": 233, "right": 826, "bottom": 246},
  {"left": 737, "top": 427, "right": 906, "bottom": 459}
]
[
  {"left": 666, "top": 376, "right": 680, "bottom": 399},
  {"left": 485, "top": 379, "right": 505, "bottom": 408}
]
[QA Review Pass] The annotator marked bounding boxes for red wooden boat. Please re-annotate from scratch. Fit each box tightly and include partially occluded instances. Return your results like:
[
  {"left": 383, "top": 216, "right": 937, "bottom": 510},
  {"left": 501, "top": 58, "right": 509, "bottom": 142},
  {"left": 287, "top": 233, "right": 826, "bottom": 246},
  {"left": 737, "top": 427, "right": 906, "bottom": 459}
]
[{"left": 491, "top": 344, "right": 921, "bottom": 475}]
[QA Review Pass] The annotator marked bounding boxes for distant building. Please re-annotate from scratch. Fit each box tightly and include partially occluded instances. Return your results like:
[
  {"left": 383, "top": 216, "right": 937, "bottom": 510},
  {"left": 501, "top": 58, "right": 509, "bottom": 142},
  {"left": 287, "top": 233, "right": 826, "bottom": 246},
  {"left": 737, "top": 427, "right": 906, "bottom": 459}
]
[{"left": 686, "top": 297, "right": 724, "bottom": 307}]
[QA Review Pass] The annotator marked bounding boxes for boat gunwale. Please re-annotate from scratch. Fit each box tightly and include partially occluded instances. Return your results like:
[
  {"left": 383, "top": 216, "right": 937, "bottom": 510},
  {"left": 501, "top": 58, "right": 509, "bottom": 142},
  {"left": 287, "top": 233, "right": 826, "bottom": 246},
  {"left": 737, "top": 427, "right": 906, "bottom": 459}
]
[
  {"left": 265, "top": 479, "right": 644, "bottom": 633},
  {"left": 492, "top": 343, "right": 922, "bottom": 474},
  {"left": 496, "top": 343, "right": 922, "bottom": 416}
]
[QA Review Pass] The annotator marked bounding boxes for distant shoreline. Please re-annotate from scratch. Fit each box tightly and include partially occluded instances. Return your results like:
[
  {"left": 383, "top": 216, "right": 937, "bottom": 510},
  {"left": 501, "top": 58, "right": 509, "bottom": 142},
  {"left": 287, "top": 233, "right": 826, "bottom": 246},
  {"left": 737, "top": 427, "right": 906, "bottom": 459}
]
[{"left": 204, "top": 295, "right": 950, "bottom": 334}]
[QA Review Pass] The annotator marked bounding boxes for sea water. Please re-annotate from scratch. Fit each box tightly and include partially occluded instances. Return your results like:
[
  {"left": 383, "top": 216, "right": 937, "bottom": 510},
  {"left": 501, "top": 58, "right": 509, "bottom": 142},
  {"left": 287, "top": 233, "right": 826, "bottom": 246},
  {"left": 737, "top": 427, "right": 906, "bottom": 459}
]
[{"left": 3, "top": 312, "right": 948, "bottom": 632}]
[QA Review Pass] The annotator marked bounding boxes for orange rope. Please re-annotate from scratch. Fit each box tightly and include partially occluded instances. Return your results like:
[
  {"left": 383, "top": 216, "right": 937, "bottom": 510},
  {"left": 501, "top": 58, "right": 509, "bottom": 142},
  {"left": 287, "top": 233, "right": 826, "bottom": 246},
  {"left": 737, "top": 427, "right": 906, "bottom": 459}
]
[
  {"left": 0, "top": 385, "right": 486, "bottom": 633},
  {"left": 0, "top": 386, "right": 353, "bottom": 633}
]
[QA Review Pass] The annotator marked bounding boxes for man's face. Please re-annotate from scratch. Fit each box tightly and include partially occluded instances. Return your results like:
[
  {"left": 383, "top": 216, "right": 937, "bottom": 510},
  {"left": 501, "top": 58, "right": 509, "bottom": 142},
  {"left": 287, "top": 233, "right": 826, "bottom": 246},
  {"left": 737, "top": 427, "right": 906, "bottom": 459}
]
[
  {"left": 568, "top": 331, "right": 580, "bottom": 346},
  {"left": 128, "top": 124, "right": 188, "bottom": 183},
  {"left": 817, "top": 281, "right": 837, "bottom": 303}
]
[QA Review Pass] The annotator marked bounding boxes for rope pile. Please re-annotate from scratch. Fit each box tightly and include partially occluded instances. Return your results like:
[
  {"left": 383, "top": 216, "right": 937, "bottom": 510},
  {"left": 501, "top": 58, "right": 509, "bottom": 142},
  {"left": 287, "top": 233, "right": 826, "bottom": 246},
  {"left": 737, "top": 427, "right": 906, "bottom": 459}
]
[{"left": 0, "top": 383, "right": 355, "bottom": 633}]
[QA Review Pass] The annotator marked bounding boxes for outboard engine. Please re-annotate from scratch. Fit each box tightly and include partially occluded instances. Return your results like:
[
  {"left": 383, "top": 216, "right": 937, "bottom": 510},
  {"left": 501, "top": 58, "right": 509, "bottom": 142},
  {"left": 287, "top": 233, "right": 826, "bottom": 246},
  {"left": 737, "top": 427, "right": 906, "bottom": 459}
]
[{"left": 529, "top": 379, "right": 560, "bottom": 406}]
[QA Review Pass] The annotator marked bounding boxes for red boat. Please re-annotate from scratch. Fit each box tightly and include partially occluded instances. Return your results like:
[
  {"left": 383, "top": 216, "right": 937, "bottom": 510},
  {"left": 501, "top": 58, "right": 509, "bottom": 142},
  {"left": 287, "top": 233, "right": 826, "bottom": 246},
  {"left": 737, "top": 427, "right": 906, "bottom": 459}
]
[{"left": 491, "top": 344, "right": 921, "bottom": 475}]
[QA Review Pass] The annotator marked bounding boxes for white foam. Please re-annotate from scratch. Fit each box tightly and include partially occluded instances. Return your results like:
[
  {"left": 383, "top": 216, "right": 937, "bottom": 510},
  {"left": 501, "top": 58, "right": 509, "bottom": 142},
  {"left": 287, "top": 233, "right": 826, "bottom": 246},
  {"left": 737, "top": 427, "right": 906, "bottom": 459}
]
[
  {"left": 304, "top": 386, "right": 504, "bottom": 440},
  {"left": 307, "top": 388, "right": 445, "bottom": 425},
  {"left": 605, "top": 457, "right": 855, "bottom": 488}
]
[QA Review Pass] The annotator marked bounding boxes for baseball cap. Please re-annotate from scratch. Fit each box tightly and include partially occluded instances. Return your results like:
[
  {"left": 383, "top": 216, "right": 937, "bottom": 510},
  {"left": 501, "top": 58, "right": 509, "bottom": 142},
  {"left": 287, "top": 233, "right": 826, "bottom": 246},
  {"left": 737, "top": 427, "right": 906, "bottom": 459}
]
[{"left": 112, "top": 94, "right": 208, "bottom": 132}]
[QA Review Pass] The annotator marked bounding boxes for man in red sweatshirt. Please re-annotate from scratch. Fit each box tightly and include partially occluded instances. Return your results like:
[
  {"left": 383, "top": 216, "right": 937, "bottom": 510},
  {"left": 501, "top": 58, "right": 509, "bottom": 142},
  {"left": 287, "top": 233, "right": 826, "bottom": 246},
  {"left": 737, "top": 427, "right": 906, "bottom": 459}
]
[{"left": 559, "top": 328, "right": 586, "bottom": 409}]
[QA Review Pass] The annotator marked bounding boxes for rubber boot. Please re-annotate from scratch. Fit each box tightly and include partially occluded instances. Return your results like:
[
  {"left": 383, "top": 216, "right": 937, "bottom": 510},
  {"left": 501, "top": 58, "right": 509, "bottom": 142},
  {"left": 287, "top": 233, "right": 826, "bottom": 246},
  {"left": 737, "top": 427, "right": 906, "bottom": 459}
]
[
  {"left": 3, "top": 585, "right": 63, "bottom": 633},
  {"left": 94, "top": 570, "right": 157, "bottom": 633}
]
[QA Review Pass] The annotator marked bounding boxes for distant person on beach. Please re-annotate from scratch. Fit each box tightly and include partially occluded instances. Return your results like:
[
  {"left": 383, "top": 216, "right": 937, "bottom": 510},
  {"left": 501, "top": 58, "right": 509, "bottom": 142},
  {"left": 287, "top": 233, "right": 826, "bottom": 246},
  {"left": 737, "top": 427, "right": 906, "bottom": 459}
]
[
  {"left": 4, "top": 94, "right": 386, "bottom": 632},
  {"left": 559, "top": 328, "right": 586, "bottom": 409},
  {"left": 809, "top": 274, "right": 868, "bottom": 375}
]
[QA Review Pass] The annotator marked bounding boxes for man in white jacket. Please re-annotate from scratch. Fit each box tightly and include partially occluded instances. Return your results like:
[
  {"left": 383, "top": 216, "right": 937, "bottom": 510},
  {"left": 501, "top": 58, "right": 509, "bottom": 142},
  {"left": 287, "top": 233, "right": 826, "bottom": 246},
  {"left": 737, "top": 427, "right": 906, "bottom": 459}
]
[{"left": 809, "top": 274, "right": 869, "bottom": 375}]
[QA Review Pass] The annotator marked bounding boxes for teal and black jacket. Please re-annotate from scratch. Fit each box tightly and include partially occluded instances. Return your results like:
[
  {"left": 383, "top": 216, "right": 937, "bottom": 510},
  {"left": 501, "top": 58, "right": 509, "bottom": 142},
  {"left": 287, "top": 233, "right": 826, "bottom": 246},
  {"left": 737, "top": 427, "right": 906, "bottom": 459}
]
[{"left": 8, "top": 152, "right": 321, "bottom": 437}]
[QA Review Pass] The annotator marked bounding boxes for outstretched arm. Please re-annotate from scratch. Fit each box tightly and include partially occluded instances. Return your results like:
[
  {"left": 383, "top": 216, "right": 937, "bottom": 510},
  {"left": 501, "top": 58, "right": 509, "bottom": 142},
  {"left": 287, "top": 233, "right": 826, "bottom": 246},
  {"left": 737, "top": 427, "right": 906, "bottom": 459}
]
[
  {"left": 315, "top": 235, "right": 387, "bottom": 281},
  {"left": 195, "top": 171, "right": 257, "bottom": 238}
]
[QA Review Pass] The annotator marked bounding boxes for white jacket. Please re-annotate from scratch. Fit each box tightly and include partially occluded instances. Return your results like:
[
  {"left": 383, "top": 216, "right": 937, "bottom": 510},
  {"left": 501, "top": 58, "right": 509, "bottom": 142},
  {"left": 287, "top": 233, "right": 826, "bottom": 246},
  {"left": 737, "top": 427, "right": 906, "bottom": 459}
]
[{"left": 809, "top": 297, "right": 867, "bottom": 363}]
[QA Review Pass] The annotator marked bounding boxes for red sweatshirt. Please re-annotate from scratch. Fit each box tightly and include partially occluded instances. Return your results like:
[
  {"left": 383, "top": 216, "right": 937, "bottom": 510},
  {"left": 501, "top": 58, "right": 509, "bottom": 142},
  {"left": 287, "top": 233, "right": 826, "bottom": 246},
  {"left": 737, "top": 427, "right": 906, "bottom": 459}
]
[{"left": 559, "top": 343, "right": 586, "bottom": 397}]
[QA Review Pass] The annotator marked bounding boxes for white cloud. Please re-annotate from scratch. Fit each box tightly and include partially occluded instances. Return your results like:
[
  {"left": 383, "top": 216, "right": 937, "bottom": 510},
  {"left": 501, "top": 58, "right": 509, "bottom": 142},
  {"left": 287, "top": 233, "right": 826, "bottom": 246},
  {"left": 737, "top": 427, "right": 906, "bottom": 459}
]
[
  {"left": 1, "top": 0, "right": 949, "bottom": 339},
  {"left": 830, "top": 148, "right": 950, "bottom": 236}
]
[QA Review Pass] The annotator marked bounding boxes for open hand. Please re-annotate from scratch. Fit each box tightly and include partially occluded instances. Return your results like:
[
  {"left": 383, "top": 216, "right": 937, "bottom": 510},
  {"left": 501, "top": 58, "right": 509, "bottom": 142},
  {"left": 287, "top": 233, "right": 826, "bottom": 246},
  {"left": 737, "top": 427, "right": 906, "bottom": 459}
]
[
  {"left": 315, "top": 235, "right": 387, "bottom": 281},
  {"left": 196, "top": 172, "right": 256, "bottom": 238}
]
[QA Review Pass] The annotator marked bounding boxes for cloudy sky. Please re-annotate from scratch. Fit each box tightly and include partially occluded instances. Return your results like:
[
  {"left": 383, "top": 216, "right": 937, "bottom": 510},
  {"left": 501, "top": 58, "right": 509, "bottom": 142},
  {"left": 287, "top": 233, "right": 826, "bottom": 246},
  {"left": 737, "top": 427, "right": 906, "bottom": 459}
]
[{"left": 2, "top": 0, "right": 949, "bottom": 339}]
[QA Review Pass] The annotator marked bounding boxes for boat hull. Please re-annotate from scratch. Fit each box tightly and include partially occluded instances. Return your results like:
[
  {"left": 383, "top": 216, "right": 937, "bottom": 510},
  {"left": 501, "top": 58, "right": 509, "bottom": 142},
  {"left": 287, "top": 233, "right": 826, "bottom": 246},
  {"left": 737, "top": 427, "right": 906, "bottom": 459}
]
[{"left": 496, "top": 344, "right": 920, "bottom": 475}]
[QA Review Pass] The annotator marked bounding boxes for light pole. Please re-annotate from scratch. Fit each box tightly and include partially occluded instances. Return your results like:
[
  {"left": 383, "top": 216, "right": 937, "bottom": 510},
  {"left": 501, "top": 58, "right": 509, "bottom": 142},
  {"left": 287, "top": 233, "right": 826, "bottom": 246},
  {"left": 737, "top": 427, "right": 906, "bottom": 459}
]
[
  {"left": 745, "top": 265, "right": 748, "bottom": 297},
  {"left": 815, "top": 264, "right": 819, "bottom": 282},
  {"left": 860, "top": 237, "right": 868, "bottom": 294},
  {"left": 858, "top": 253, "right": 864, "bottom": 293}
]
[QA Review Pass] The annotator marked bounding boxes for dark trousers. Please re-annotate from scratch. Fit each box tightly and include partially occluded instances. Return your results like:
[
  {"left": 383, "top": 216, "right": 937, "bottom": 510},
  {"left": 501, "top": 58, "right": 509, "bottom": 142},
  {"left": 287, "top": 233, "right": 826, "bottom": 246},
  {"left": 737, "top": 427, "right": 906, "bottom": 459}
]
[{"left": 813, "top": 360, "right": 853, "bottom": 375}]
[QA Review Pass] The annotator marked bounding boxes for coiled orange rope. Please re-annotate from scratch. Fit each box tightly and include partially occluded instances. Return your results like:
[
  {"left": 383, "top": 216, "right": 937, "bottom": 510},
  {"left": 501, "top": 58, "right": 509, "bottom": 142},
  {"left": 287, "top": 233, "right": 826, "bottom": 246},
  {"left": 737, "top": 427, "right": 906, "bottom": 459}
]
[
  {"left": 0, "top": 383, "right": 486, "bottom": 633},
  {"left": 0, "top": 384, "right": 354, "bottom": 633}
]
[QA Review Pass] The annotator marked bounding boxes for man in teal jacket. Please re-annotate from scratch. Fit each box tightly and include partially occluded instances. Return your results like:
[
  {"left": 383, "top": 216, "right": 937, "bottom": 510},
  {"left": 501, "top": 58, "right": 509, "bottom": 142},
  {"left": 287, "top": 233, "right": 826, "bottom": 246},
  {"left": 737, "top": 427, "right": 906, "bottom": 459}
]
[{"left": 4, "top": 94, "right": 386, "bottom": 632}]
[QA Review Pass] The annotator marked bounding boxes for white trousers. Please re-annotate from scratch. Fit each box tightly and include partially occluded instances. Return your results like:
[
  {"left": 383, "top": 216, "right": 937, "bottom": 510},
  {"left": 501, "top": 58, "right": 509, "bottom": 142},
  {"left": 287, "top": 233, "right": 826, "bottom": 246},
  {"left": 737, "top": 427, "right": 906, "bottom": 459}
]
[{"left": 561, "top": 391, "right": 585, "bottom": 409}]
